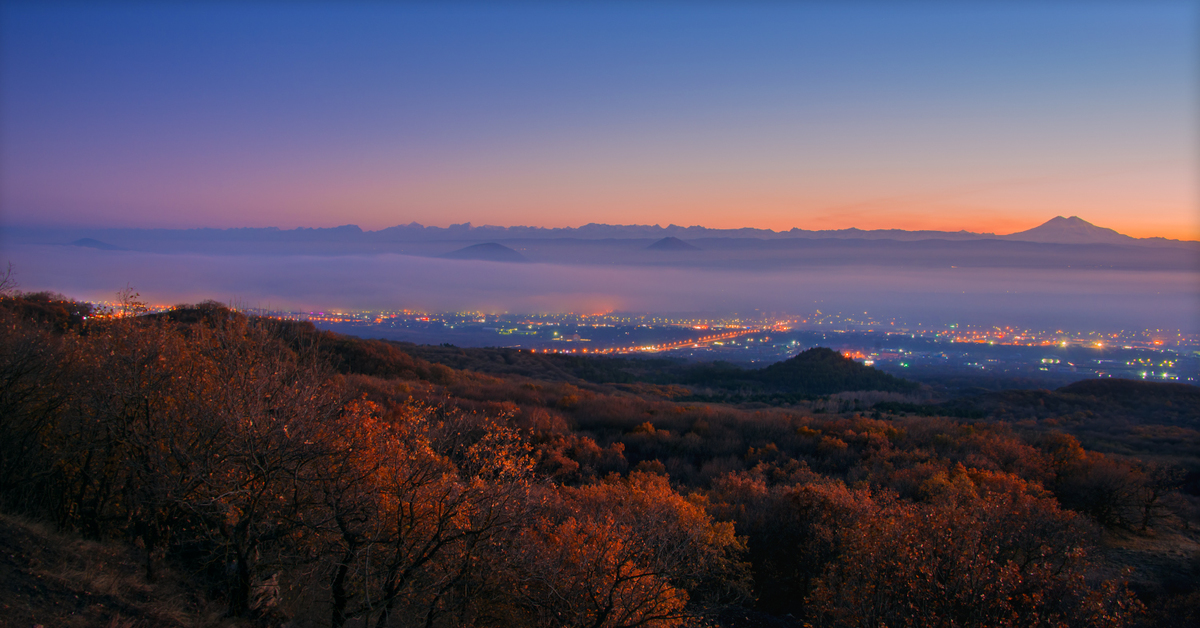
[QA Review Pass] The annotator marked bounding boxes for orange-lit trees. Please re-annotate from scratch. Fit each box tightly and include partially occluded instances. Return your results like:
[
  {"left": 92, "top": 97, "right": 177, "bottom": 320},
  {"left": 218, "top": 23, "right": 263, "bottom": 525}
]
[
  {"left": 305, "top": 398, "right": 392, "bottom": 628},
  {"left": 507, "top": 471, "right": 749, "bottom": 628},
  {"left": 707, "top": 469, "right": 875, "bottom": 616},
  {"left": 807, "top": 489, "right": 1143, "bottom": 628},
  {"left": 180, "top": 315, "right": 350, "bottom": 617},
  {"left": 314, "top": 405, "right": 536, "bottom": 628},
  {"left": 54, "top": 310, "right": 357, "bottom": 616}
]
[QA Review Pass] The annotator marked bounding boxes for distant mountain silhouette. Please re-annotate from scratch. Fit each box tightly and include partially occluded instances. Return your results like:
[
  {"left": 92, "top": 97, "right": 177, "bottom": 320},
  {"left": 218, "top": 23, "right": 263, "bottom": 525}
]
[
  {"left": 70, "top": 238, "right": 124, "bottom": 250},
  {"left": 1002, "top": 216, "right": 1137, "bottom": 245},
  {"left": 439, "top": 242, "right": 527, "bottom": 262},
  {"left": 646, "top": 236, "right": 700, "bottom": 251},
  {"left": 15, "top": 215, "right": 1189, "bottom": 251}
]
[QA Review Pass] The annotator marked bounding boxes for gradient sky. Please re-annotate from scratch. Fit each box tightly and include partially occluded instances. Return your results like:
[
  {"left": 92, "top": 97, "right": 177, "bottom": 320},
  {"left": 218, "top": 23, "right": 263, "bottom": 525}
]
[{"left": 2, "top": 1, "right": 1197, "bottom": 239}]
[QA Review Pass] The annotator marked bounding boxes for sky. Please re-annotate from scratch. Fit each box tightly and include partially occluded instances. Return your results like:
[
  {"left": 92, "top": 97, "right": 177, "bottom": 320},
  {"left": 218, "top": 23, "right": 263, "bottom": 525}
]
[{"left": 2, "top": 1, "right": 1197, "bottom": 239}]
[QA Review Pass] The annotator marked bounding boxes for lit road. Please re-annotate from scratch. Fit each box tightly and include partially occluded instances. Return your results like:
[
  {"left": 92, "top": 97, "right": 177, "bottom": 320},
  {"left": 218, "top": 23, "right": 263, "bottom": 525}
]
[{"left": 534, "top": 328, "right": 763, "bottom": 355}]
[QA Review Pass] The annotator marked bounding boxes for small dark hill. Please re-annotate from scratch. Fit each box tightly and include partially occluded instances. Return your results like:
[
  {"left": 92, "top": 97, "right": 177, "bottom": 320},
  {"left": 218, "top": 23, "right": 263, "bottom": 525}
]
[
  {"left": 756, "top": 347, "right": 918, "bottom": 395},
  {"left": 70, "top": 238, "right": 124, "bottom": 250},
  {"left": 148, "top": 300, "right": 239, "bottom": 326},
  {"left": 646, "top": 236, "right": 700, "bottom": 251},
  {"left": 440, "top": 242, "right": 527, "bottom": 262}
]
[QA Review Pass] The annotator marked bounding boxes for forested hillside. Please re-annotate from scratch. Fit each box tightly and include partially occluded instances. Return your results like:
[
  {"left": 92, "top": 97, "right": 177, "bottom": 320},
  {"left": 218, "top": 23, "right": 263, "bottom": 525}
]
[
  {"left": 326, "top": 340, "right": 916, "bottom": 403},
  {"left": 1, "top": 292, "right": 1196, "bottom": 627}
]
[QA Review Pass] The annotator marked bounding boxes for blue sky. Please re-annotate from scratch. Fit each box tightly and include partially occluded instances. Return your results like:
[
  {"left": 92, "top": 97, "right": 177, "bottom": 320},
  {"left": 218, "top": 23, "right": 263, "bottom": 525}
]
[{"left": 2, "top": 1, "right": 1196, "bottom": 237}]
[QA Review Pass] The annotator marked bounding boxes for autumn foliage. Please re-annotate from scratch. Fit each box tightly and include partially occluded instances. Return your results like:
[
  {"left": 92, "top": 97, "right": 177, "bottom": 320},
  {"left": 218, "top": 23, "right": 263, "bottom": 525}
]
[{"left": 0, "top": 295, "right": 1180, "bottom": 627}]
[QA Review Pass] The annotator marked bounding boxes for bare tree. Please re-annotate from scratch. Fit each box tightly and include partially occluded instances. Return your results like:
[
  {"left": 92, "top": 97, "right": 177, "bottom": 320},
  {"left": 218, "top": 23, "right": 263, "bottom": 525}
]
[
  {"left": 0, "top": 307, "right": 65, "bottom": 508},
  {"left": 0, "top": 262, "right": 17, "bottom": 296},
  {"left": 116, "top": 283, "right": 148, "bottom": 317}
]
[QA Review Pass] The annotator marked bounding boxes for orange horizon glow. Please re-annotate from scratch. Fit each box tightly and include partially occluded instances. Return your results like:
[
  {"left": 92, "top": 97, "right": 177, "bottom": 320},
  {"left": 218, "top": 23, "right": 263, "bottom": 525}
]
[
  {"left": 26, "top": 213, "right": 1192, "bottom": 241},
  {"left": 176, "top": 208, "right": 1192, "bottom": 242},
  {"left": 4, "top": 3, "right": 1196, "bottom": 246},
  {"left": 16, "top": 159, "right": 1187, "bottom": 239}
]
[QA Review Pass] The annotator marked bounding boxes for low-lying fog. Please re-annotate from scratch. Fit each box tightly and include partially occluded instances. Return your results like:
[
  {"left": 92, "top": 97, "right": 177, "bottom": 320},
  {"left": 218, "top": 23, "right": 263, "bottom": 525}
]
[{"left": 6, "top": 244, "right": 1198, "bottom": 332}]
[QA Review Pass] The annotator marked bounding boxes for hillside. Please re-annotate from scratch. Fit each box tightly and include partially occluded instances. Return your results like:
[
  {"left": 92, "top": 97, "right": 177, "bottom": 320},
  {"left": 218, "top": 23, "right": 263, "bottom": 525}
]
[
  {"left": 956, "top": 379, "right": 1200, "bottom": 481},
  {"left": 966, "top": 379, "right": 1200, "bottom": 428},
  {"left": 1, "top": 294, "right": 1196, "bottom": 627},
  {"left": 316, "top": 338, "right": 917, "bottom": 402},
  {"left": 875, "top": 377, "right": 1200, "bottom": 492}
]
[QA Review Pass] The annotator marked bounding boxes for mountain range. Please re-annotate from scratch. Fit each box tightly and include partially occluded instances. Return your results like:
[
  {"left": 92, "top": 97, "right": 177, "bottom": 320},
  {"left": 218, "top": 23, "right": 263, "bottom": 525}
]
[
  {"left": 4, "top": 216, "right": 1195, "bottom": 274},
  {"left": 8, "top": 216, "right": 1192, "bottom": 250}
]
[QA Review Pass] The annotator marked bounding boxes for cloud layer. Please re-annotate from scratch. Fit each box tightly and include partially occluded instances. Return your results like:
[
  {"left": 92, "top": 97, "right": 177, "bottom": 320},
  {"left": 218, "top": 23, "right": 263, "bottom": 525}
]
[{"left": 6, "top": 245, "right": 1196, "bottom": 332}]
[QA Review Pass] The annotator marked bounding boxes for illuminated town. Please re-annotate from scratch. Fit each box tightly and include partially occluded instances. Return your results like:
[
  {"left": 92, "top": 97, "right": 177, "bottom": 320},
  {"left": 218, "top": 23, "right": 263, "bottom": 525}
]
[
  {"left": 170, "top": 306, "right": 1197, "bottom": 386},
  {"left": 84, "top": 296, "right": 1195, "bottom": 385}
]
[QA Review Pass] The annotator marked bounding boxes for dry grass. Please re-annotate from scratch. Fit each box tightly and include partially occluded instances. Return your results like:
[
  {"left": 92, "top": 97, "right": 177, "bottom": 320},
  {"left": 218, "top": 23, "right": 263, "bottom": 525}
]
[
  {"left": 0, "top": 513, "right": 245, "bottom": 628},
  {"left": 1091, "top": 525, "right": 1200, "bottom": 627}
]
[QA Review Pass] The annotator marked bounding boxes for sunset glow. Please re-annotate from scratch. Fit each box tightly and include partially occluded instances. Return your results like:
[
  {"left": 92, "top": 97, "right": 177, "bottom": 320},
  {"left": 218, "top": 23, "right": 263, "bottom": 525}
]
[{"left": 2, "top": 2, "right": 1195, "bottom": 240}]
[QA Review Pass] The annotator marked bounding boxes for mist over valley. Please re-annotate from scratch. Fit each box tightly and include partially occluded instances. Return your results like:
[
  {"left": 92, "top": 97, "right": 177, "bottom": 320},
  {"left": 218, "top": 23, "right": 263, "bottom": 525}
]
[{"left": 5, "top": 217, "right": 1196, "bottom": 332}]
